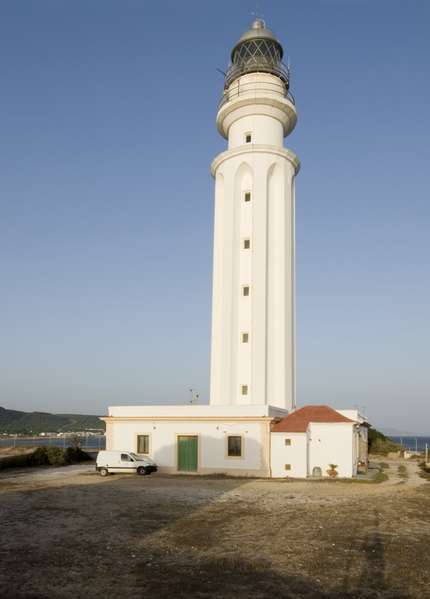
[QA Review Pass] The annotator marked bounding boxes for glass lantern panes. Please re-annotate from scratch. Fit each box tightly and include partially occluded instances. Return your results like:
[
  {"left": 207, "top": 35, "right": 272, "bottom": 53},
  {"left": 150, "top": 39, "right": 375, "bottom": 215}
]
[
  {"left": 224, "top": 37, "right": 291, "bottom": 91},
  {"left": 233, "top": 39, "right": 282, "bottom": 69}
]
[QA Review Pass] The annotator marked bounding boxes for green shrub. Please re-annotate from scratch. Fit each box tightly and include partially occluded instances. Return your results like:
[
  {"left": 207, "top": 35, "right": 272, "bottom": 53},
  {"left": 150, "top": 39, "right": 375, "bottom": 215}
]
[
  {"left": 373, "top": 471, "right": 389, "bottom": 484},
  {"left": 28, "top": 447, "right": 49, "bottom": 466},
  {"left": 64, "top": 446, "right": 91, "bottom": 463},
  {"left": 44, "top": 446, "right": 67, "bottom": 466},
  {"left": 419, "top": 462, "right": 430, "bottom": 480},
  {"left": 0, "top": 454, "right": 29, "bottom": 470},
  {"left": 0, "top": 446, "right": 91, "bottom": 470},
  {"left": 368, "top": 427, "right": 401, "bottom": 455}
]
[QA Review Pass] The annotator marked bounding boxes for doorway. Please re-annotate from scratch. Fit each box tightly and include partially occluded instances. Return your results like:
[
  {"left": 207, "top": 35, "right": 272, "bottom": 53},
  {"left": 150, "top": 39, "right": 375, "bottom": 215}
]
[{"left": 177, "top": 435, "right": 198, "bottom": 472}]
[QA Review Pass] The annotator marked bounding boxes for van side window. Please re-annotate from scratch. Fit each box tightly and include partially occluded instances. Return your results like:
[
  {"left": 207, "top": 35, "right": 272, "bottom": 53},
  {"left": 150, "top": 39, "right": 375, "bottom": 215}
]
[{"left": 121, "top": 453, "right": 133, "bottom": 462}]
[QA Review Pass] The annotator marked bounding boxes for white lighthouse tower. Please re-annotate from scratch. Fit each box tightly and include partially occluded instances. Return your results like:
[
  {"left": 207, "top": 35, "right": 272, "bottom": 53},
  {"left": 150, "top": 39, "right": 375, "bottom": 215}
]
[
  {"left": 209, "top": 19, "right": 300, "bottom": 411},
  {"left": 105, "top": 19, "right": 367, "bottom": 479}
]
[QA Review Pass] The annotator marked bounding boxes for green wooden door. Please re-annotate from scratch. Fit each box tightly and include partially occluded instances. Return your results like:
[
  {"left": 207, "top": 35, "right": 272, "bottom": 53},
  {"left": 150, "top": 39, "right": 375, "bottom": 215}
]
[{"left": 177, "top": 436, "right": 198, "bottom": 472}]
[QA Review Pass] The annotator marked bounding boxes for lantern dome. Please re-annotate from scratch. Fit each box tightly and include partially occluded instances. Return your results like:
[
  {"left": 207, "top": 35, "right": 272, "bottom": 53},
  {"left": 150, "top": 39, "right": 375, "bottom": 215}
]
[{"left": 224, "top": 19, "right": 289, "bottom": 89}]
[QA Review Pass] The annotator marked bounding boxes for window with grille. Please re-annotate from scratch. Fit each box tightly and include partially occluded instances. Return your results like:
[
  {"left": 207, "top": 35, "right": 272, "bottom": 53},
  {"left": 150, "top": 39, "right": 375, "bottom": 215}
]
[
  {"left": 244, "top": 191, "right": 251, "bottom": 202},
  {"left": 241, "top": 332, "right": 249, "bottom": 343},
  {"left": 243, "top": 286, "right": 250, "bottom": 296},
  {"left": 137, "top": 435, "right": 150, "bottom": 454},
  {"left": 285, "top": 438, "right": 292, "bottom": 446},
  {"left": 241, "top": 385, "right": 248, "bottom": 396},
  {"left": 243, "top": 238, "right": 251, "bottom": 249},
  {"left": 245, "top": 133, "right": 252, "bottom": 143}
]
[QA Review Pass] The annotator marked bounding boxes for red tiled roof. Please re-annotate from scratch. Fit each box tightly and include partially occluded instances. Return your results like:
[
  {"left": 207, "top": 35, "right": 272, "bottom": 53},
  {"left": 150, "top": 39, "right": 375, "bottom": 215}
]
[{"left": 271, "top": 405, "right": 354, "bottom": 433}]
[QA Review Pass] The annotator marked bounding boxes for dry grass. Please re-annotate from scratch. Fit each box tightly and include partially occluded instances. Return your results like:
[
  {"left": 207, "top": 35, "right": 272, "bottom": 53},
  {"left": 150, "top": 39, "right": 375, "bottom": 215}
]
[
  {"left": 0, "top": 461, "right": 429, "bottom": 598},
  {"left": 0, "top": 446, "right": 38, "bottom": 456}
]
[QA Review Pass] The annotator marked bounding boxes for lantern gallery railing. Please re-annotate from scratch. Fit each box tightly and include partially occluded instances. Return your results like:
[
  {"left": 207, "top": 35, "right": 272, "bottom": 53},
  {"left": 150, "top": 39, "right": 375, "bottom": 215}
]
[
  {"left": 218, "top": 79, "right": 295, "bottom": 109},
  {"left": 224, "top": 60, "right": 290, "bottom": 89}
]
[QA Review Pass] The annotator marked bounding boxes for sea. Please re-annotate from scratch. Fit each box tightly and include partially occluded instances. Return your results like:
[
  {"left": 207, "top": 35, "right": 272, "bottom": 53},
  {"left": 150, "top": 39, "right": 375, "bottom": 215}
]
[
  {"left": 1, "top": 435, "right": 429, "bottom": 453},
  {"left": 0, "top": 435, "right": 106, "bottom": 451},
  {"left": 389, "top": 436, "right": 430, "bottom": 452}
]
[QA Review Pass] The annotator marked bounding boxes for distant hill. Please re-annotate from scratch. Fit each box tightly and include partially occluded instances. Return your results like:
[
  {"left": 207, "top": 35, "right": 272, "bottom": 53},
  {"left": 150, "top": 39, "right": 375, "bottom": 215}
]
[
  {"left": 380, "top": 426, "right": 428, "bottom": 437},
  {"left": 0, "top": 406, "right": 105, "bottom": 434}
]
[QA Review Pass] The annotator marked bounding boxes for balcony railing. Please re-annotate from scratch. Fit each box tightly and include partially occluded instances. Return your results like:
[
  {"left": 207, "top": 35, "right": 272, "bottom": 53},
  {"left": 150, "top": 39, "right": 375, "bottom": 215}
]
[
  {"left": 218, "top": 78, "right": 295, "bottom": 110},
  {"left": 224, "top": 61, "right": 290, "bottom": 89}
]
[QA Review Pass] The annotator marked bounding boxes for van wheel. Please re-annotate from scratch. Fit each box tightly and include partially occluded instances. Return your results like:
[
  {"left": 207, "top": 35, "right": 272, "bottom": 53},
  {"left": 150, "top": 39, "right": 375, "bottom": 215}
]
[
  {"left": 99, "top": 468, "right": 109, "bottom": 477},
  {"left": 137, "top": 467, "right": 148, "bottom": 476}
]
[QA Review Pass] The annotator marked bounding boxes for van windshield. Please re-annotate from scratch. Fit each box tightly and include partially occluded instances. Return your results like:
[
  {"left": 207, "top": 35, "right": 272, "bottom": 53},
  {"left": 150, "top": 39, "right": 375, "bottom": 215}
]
[{"left": 129, "top": 453, "right": 142, "bottom": 460}]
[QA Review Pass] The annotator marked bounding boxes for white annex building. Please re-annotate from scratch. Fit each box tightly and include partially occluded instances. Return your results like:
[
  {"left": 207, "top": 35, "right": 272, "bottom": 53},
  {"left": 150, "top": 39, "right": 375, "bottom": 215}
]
[{"left": 103, "top": 19, "right": 368, "bottom": 478}]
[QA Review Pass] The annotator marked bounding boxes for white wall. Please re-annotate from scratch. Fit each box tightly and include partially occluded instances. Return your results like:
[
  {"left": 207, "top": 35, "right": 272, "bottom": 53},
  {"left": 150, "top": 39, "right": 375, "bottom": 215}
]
[
  {"left": 308, "top": 423, "right": 355, "bottom": 478},
  {"left": 228, "top": 114, "right": 284, "bottom": 148},
  {"left": 210, "top": 147, "right": 295, "bottom": 409},
  {"left": 108, "top": 405, "right": 287, "bottom": 418},
  {"left": 210, "top": 71, "right": 299, "bottom": 411},
  {"left": 336, "top": 409, "right": 367, "bottom": 424},
  {"left": 270, "top": 433, "right": 307, "bottom": 478},
  {"left": 107, "top": 418, "right": 270, "bottom": 476},
  {"left": 107, "top": 413, "right": 360, "bottom": 478}
]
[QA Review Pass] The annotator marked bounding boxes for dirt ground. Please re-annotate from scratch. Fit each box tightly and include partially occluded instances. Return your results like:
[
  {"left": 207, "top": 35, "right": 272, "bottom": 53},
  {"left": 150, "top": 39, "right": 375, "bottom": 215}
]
[
  {"left": 0, "top": 446, "right": 38, "bottom": 456},
  {"left": 0, "top": 458, "right": 429, "bottom": 598}
]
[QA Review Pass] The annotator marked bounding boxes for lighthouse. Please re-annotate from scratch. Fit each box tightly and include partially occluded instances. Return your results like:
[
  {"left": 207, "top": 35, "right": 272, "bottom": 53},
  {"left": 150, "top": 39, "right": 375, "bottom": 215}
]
[
  {"left": 209, "top": 19, "right": 300, "bottom": 411},
  {"left": 105, "top": 18, "right": 368, "bottom": 479}
]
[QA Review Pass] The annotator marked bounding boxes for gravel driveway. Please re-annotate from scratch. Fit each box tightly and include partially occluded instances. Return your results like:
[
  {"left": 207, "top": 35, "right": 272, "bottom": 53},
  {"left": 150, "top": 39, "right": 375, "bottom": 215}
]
[{"left": 0, "top": 459, "right": 429, "bottom": 598}]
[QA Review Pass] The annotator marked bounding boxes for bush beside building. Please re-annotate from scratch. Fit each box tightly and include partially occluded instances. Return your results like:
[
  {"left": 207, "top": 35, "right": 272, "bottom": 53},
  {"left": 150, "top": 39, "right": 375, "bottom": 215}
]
[
  {"left": 0, "top": 446, "right": 91, "bottom": 470},
  {"left": 368, "top": 427, "right": 401, "bottom": 455}
]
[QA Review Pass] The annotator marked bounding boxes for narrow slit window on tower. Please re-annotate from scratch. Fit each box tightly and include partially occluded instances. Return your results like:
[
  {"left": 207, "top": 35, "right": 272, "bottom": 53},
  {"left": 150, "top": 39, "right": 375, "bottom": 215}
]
[
  {"left": 243, "top": 238, "right": 251, "bottom": 249},
  {"left": 244, "top": 191, "right": 251, "bottom": 202},
  {"left": 241, "top": 385, "right": 248, "bottom": 396},
  {"left": 241, "top": 332, "right": 249, "bottom": 343},
  {"left": 242, "top": 285, "right": 250, "bottom": 296},
  {"left": 245, "top": 133, "right": 252, "bottom": 144}
]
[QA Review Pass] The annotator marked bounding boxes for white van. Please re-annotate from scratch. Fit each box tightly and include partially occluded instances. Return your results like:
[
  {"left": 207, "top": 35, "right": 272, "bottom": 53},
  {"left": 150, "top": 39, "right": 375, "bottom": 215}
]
[{"left": 96, "top": 451, "right": 158, "bottom": 476}]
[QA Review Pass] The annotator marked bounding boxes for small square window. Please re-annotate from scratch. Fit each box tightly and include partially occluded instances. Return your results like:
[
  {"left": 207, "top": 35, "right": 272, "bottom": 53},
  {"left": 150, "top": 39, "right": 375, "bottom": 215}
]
[
  {"left": 285, "top": 464, "right": 291, "bottom": 471},
  {"left": 241, "top": 332, "right": 249, "bottom": 343},
  {"left": 242, "top": 286, "right": 250, "bottom": 296},
  {"left": 245, "top": 133, "right": 252, "bottom": 144},
  {"left": 244, "top": 192, "right": 251, "bottom": 202},
  {"left": 243, "top": 239, "right": 251, "bottom": 249},
  {"left": 285, "top": 438, "right": 291, "bottom": 446},
  {"left": 241, "top": 384, "right": 248, "bottom": 395}
]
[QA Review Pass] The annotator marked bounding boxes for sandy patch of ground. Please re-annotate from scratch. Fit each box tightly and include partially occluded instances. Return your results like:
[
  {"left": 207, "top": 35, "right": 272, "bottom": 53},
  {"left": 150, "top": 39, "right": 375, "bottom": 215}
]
[
  {"left": 0, "top": 459, "right": 429, "bottom": 598},
  {"left": 0, "top": 446, "right": 38, "bottom": 457}
]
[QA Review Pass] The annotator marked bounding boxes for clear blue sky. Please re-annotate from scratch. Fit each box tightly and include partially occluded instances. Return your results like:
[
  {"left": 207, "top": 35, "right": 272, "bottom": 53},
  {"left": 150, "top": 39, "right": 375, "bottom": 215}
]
[{"left": 1, "top": 1, "right": 429, "bottom": 433}]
